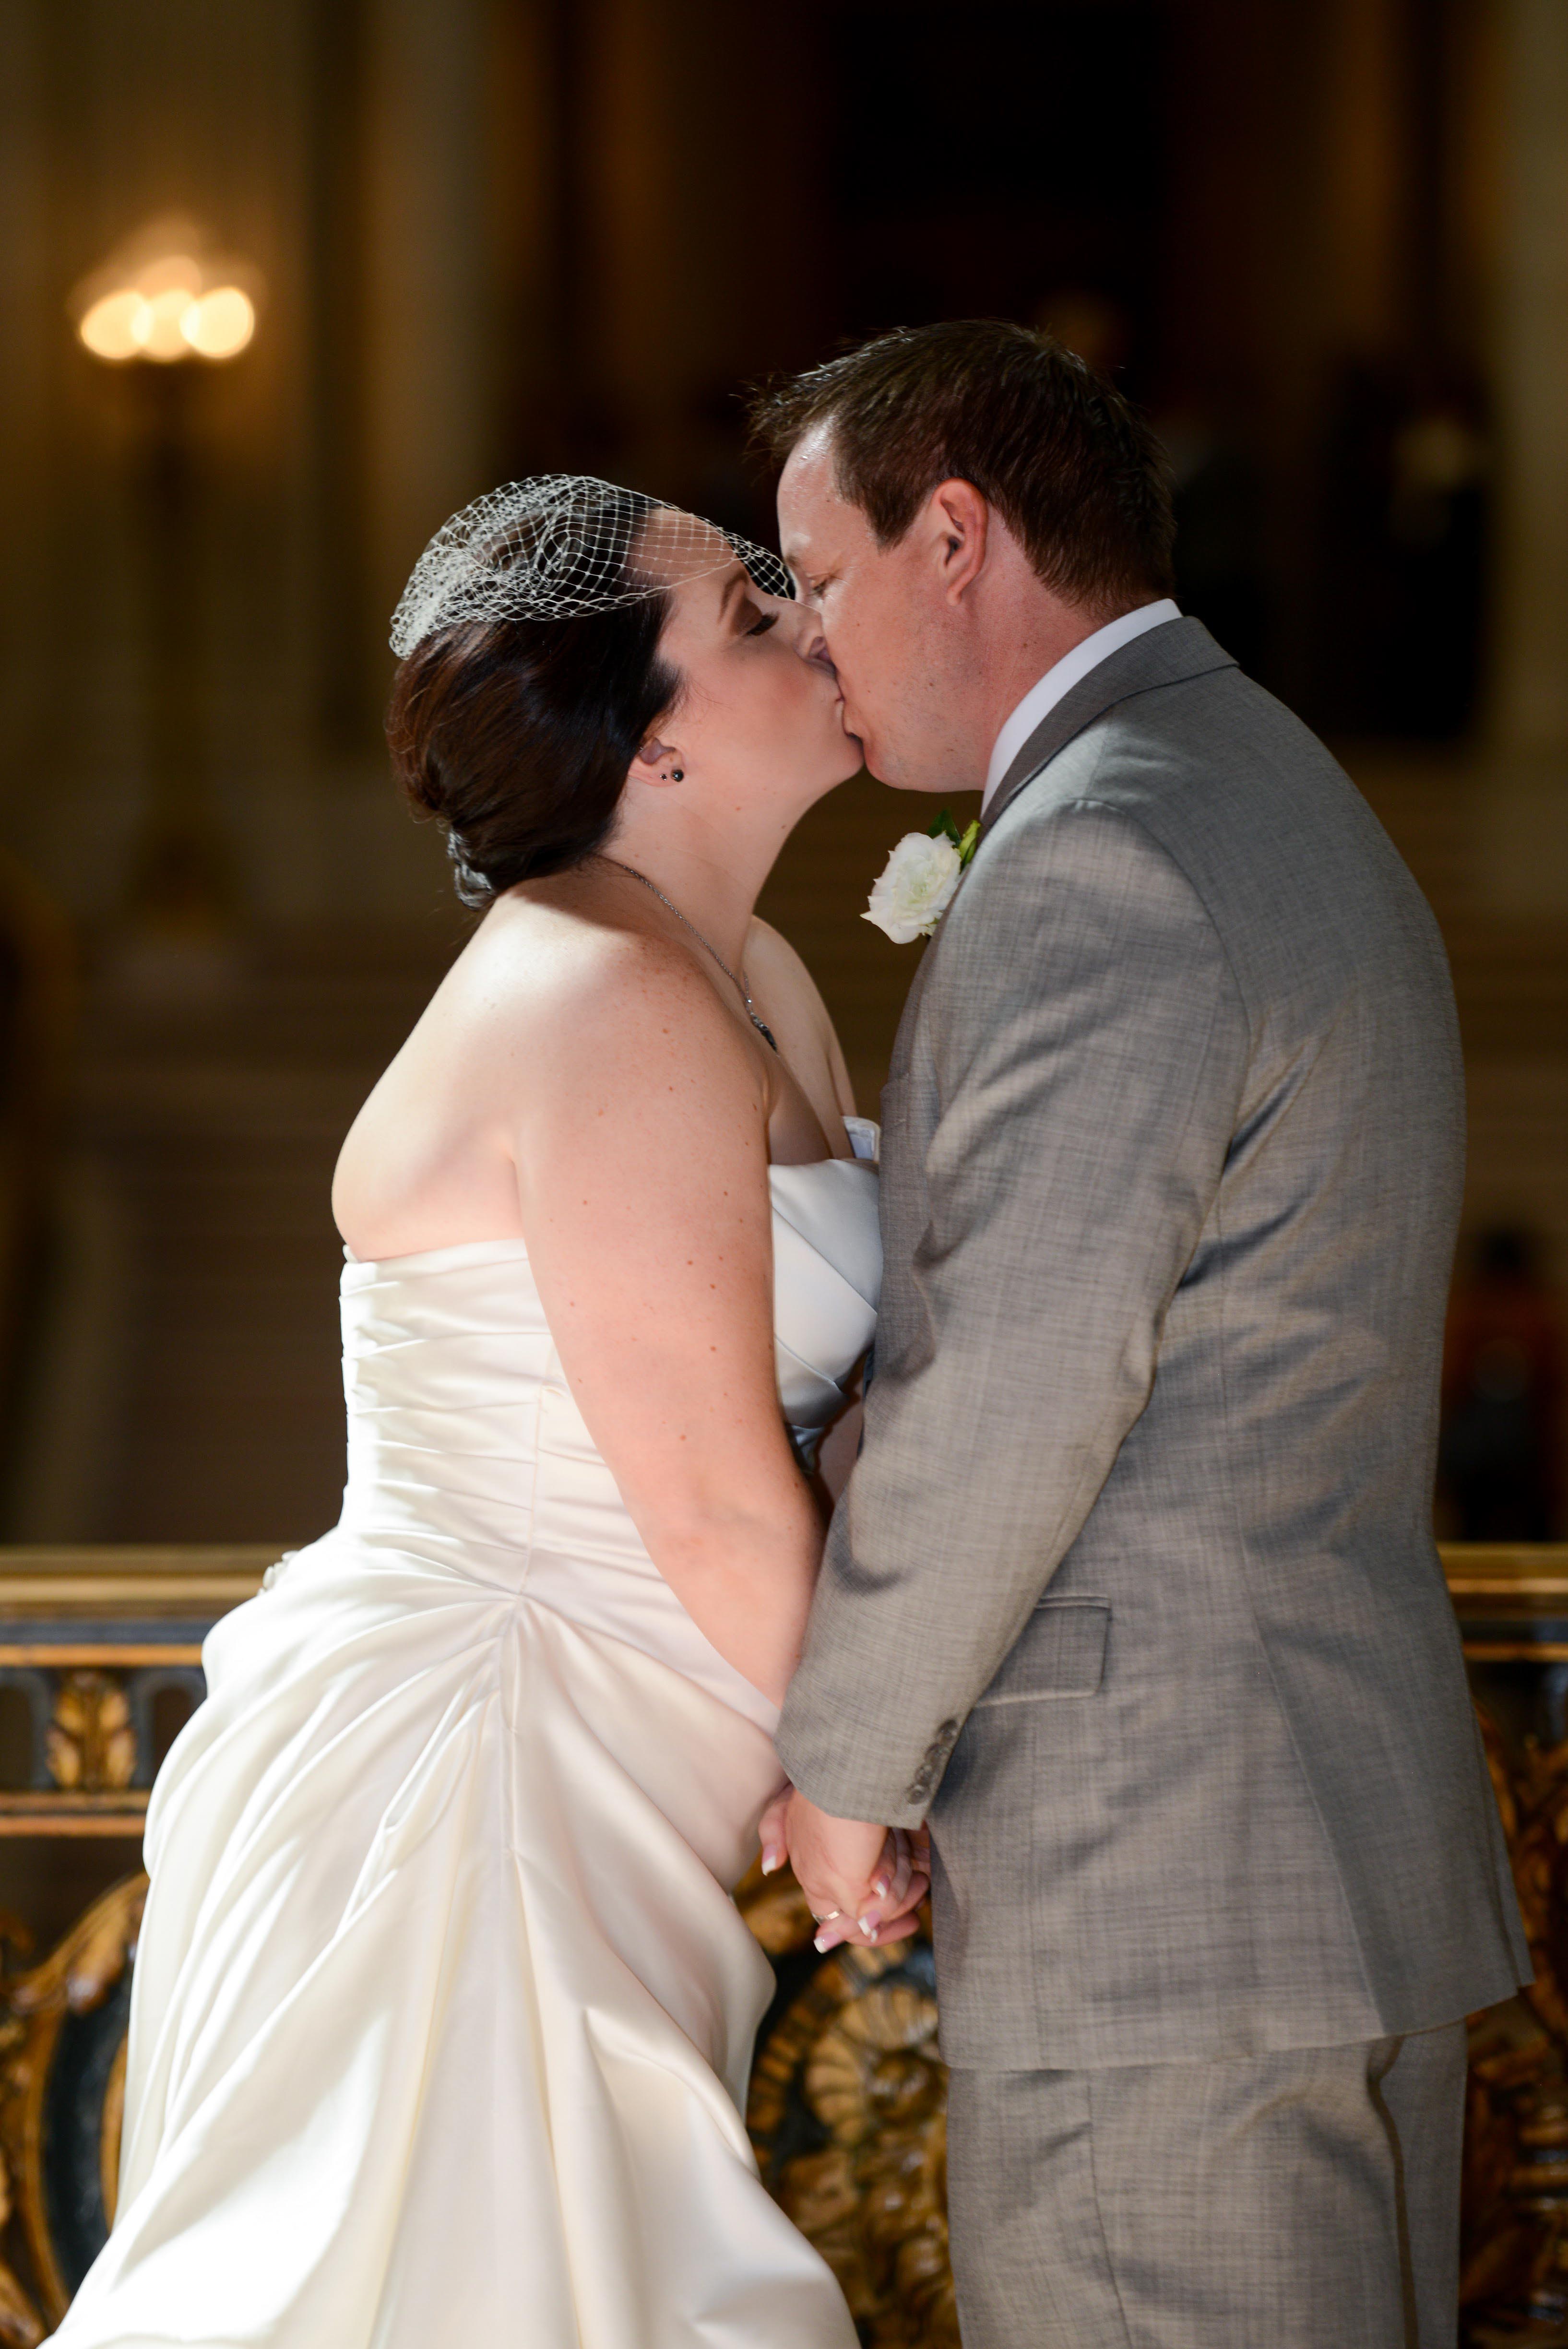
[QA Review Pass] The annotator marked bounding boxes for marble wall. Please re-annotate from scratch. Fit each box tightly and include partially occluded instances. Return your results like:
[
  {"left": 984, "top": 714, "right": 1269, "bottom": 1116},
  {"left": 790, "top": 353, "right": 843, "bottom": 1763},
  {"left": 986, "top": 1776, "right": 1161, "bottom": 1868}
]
[
  {"left": 0, "top": 0, "right": 502, "bottom": 925},
  {"left": 0, "top": 0, "right": 1563, "bottom": 1539},
  {"left": 0, "top": 0, "right": 848, "bottom": 930}
]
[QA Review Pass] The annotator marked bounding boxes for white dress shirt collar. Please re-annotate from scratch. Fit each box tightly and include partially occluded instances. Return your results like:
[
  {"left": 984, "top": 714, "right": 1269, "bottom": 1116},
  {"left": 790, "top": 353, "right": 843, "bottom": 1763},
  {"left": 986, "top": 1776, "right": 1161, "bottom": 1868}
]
[{"left": 980, "top": 600, "right": 1181, "bottom": 814}]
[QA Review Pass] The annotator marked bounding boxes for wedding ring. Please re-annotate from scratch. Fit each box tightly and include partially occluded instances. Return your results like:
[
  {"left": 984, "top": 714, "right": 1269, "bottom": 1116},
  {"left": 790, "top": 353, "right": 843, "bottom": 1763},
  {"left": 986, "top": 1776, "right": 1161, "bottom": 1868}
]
[{"left": 812, "top": 1907, "right": 841, "bottom": 1925}]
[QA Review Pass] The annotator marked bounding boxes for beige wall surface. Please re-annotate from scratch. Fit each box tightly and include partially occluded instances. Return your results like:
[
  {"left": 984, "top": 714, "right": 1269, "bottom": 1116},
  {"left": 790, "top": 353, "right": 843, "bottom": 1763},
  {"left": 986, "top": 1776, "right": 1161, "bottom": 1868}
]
[{"left": 0, "top": 0, "right": 1561, "bottom": 1542}]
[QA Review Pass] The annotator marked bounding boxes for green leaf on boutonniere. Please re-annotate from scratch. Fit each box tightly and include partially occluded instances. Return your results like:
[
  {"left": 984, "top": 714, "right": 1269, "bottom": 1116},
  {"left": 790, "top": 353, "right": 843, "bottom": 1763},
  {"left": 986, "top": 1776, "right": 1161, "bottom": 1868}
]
[{"left": 928, "top": 811, "right": 981, "bottom": 866}]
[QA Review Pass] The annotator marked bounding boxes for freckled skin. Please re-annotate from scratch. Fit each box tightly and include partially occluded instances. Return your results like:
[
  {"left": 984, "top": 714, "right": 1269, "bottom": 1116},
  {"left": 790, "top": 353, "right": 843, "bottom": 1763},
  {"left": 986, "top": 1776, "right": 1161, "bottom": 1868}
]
[
  {"left": 332, "top": 523, "right": 928, "bottom": 1946},
  {"left": 332, "top": 535, "right": 860, "bottom": 1714}
]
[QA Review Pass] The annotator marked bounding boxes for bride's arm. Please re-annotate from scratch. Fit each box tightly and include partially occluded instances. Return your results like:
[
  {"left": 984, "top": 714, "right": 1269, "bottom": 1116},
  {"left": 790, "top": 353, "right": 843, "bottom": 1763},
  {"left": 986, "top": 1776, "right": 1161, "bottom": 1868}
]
[{"left": 511, "top": 933, "right": 820, "bottom": 1708}]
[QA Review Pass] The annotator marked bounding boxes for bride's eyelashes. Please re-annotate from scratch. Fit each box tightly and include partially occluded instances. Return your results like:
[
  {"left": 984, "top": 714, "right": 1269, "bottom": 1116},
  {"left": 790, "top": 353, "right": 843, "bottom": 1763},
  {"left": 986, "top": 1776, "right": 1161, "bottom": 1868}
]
[{"left": 743, "top": 609, "right": 780, "bottom": 638}]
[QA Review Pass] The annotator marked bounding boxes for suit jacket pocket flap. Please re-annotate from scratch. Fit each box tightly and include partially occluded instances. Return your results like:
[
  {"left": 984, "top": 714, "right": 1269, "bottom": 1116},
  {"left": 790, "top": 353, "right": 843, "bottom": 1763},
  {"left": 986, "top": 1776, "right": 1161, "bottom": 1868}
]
[{"left": 976, "top": 1597, "right": 1110, "bottom": 1704}]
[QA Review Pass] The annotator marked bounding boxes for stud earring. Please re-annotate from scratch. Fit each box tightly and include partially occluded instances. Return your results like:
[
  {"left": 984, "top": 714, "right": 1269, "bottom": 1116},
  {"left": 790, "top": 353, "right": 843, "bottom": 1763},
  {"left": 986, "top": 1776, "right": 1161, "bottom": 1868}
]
[{"left": 660, "top": 767, "right": 684, "bottom": 782}]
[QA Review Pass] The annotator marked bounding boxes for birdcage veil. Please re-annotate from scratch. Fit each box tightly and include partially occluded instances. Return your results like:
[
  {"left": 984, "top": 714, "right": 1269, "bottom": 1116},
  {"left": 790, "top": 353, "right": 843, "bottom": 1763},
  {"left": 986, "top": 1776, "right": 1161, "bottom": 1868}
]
[{"left": 389, "top": 475, "right": 793, "bottom": 657}]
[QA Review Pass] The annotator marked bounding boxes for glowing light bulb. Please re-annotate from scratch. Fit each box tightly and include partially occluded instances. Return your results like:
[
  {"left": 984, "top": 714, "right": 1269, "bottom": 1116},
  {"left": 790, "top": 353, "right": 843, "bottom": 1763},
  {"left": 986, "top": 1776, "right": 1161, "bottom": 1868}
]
[
  {"left": 136, "top": 285, "right": 199, "bottom": 361},
  {"left": 78, "top": 288, "right": 148, "bottom": 362},
  {"left": 72, "top": 222, "right": 262, "bottom": 367},
  {"left": 183, "top": 285, "right": 255, "bottom": 360}
]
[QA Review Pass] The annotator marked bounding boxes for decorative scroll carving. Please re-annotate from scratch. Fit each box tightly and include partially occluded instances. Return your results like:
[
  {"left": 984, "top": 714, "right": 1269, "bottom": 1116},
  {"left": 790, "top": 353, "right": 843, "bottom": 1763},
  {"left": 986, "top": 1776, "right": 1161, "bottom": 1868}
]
[
  {"left": 1460, "top": 1715, "right": 1568, "bottom": 2344},
  {"left": 44, "top": 1674, "right": 137, "bottom": 1794},
  {"left": 735, "top": 1717, "right": 1568, "bottom": 2349},
  {"left": 738, "top": 1865, "right": 957, "bottom": 2348},
  {"left": 0, "top": 1541, "right": 1553, "bottom": 2340},
  {"left": 0, "top": 1875, "right": 144, "bottom": 2336},
  {"left": 0, "top": 2121, "right": 43, "bottom": 2349},
  {"left": 0, "top": 1731, "right": 1565, "bottom": 2344}
]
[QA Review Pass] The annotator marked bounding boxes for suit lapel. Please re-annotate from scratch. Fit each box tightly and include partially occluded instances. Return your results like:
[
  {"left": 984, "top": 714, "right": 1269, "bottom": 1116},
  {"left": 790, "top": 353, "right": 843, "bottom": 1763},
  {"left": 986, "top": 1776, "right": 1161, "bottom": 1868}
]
[
  {"left": 979, "top": 616, "right": 1238, "bottom": 840},
  {"left": 884, "top": 926, "right": 941, "bottom": 1088},
  {"left": 888, "top": 621, "right": 1238, "bottom": 1091}
]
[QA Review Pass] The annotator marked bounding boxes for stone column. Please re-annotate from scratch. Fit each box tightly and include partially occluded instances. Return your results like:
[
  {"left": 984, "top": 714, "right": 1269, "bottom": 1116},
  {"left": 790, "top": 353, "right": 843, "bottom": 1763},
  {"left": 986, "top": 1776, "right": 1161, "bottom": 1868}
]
[
  {"left": 359, "top": 0, "right": 499, "bottom": 637},
  {"left": 1488, "top": 0, "right": 1568, "bottom": 757}
]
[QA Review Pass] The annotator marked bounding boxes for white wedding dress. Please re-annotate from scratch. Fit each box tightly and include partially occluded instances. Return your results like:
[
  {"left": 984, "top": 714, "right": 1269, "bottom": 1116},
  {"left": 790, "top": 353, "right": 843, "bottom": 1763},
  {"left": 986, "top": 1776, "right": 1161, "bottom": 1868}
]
[{"left": 51, "top": 1125, "right": 880, "bottom": 2349}]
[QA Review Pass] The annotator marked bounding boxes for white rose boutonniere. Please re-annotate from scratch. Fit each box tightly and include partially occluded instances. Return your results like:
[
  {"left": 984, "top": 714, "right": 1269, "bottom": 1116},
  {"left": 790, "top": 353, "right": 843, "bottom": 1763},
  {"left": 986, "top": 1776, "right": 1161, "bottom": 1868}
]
[{"left": 863, "top": 810, "right": 981, "bottom": 944}]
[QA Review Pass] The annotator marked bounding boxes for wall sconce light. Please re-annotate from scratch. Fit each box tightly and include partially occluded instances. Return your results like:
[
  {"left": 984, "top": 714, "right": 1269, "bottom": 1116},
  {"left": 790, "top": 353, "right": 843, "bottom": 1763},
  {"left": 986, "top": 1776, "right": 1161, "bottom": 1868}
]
[
  {"left": 70, "top": 214, "right": 261, "bottom": 368},
  {"left": 67, "top": 216, "right": 263, "bottom": 940}
]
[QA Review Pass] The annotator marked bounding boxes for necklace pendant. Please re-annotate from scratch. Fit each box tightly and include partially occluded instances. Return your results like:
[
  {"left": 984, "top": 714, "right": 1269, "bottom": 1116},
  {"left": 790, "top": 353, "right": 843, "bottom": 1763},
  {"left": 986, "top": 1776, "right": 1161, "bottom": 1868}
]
[{"left": 603, "top": 857, "right": 779, "bottom": 1055}]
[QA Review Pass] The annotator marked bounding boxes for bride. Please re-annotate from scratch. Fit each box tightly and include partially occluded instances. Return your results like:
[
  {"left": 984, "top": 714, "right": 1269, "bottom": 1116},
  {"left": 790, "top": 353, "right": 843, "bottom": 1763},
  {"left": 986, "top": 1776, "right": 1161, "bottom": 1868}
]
[{"left": 51, "top": 478, "right": 927, "bottom": 2349}]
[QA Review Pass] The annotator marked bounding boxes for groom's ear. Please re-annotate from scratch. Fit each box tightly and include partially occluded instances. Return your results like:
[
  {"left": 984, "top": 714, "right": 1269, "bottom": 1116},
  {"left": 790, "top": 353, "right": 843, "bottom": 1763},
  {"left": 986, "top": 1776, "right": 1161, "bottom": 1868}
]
[{"left": 926, "top": 478, "right": 990, "bottom": 605}]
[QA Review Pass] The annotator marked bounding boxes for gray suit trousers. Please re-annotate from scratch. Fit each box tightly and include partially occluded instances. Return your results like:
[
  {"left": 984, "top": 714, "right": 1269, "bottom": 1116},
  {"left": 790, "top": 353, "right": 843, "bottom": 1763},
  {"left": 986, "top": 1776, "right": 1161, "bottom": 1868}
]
[{"left": 945, "top": 2023, "right": 1468, "bottom": 2349}]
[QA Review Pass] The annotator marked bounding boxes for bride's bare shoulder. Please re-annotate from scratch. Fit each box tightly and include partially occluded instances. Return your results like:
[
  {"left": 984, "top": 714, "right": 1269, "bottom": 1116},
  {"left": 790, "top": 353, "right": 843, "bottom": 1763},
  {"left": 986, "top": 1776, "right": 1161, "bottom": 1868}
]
[
  {"left": 334, "top": 881, "right": 761, "bottom": 1254},
  {"left": 442, "top": 886, "right": 754, "bottom": 1082}
]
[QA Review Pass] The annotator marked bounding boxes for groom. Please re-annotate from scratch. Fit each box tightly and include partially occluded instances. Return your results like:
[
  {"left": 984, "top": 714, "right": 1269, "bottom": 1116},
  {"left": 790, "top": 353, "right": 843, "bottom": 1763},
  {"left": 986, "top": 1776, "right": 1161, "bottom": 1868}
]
[{"left": 754, "top": 322, "right": 1528, "bottom": 2346}]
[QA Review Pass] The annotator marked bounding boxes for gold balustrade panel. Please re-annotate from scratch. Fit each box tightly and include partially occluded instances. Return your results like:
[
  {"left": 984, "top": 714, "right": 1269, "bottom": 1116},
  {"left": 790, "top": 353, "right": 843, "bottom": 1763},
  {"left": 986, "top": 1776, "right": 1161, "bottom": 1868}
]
[{"left": 0, "top": 1544, "right": 1561, "bottom": 2346}]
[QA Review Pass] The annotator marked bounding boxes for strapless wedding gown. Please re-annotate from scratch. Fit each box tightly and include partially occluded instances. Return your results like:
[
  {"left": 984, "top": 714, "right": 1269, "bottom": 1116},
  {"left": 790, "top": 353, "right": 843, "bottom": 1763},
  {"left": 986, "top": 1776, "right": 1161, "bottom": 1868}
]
[{"left": 50, "top": 1128, "right": 880, "bottom": 2349}]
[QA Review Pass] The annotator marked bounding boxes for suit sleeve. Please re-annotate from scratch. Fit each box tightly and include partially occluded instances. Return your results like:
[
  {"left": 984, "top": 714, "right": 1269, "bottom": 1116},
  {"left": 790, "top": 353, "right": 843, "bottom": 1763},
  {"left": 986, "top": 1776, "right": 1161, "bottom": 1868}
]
[{"left": 774, "top": 799, "right": 1250, "bottom": 1825}]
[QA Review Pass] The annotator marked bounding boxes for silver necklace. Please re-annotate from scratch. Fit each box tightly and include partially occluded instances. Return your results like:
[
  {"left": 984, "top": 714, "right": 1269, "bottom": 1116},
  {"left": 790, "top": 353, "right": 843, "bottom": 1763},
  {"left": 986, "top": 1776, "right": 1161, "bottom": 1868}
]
[{"left": 602, "top": 858, "right": 780, "bottom": 1054}]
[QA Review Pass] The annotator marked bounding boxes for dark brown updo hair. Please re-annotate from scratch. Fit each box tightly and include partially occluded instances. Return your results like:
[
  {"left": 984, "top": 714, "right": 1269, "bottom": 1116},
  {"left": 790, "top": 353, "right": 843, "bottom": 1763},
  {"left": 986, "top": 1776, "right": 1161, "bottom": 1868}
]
[{"left": 386, "top": 594, "right": 679, "bottom": 908}]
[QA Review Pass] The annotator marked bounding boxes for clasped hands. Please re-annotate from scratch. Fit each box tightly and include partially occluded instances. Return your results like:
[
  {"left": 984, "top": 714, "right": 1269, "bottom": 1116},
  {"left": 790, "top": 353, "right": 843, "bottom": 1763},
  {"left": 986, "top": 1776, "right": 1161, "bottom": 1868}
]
[{"left": 758, "top": 1786, "right": 930, "bottom": 1952}]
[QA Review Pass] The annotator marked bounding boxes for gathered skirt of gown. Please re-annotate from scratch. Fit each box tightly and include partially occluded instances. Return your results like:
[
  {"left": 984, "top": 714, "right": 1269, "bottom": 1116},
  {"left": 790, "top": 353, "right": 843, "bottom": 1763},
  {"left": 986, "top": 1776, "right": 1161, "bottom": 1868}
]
[{"left": 49, "top": 1153, "right": 881, "bottom": 2349}]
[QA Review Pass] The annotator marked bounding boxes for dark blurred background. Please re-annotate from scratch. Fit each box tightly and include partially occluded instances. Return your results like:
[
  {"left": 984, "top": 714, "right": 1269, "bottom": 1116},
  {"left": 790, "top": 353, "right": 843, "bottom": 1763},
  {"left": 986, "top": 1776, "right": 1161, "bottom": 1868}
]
[{"left": 0, "top": 0, "right": 1564, "bottom": 1548}]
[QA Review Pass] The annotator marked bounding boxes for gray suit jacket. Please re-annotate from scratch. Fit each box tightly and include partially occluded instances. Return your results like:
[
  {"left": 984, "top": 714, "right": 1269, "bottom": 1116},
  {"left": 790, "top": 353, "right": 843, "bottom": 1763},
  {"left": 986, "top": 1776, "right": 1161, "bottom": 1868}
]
[{"left": 776, "top": 617, "right": 1528, "bottom": 2070}]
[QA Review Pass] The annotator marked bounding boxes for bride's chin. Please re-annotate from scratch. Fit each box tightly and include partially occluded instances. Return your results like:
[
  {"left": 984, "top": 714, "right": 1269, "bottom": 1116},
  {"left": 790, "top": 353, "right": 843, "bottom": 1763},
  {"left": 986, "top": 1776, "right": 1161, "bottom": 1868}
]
[
  {"left": 794, "top": 750, "right": 861, "bottom": 803},
  {"left": 827, "top": 708, "right": 863, "bottom": 767},
  {"left": 777, "top": 720, "right": 863, "bottom": 797}
]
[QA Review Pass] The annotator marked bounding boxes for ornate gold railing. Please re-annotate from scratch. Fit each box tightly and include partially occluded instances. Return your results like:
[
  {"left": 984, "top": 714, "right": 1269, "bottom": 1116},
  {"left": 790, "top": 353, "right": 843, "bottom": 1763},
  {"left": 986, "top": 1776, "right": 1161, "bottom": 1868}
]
[
  {"left": 0, "top": 1549, "right": 269, "bottom": 1852},
  {"left": 0, "top": 1546, "right": 1563, "bottom": 2347},
  {"left": 0, "top": 1548, "right": 271, "bottom": 2342}
]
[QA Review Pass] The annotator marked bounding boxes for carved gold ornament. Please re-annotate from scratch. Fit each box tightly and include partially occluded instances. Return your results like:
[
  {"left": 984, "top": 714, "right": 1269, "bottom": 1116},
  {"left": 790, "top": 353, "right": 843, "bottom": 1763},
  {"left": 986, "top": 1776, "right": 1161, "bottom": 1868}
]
[
  {"left": 0, "top": 1720, "right": 1562, "bottom": 2346},
  {"left": 0, "top": 1877, "right": 144, "bottom": 2337},
  {"left": 45, "top": 1675, "right": 136, "bottom": 1795},
  {"left": 738, "top": 1863, "right": 958, "bottom": 2349}
]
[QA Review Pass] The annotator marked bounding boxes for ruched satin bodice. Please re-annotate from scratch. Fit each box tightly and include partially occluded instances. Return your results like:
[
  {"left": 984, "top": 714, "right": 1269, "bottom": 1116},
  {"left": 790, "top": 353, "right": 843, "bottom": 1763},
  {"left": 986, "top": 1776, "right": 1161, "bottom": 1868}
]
[
  {"left": 49, "top": 1151, "right": 884, "bottom": 2349},
  {"left": 334, "top": 1136, "right": 880, "bottom": 1733},
  {"left": 53, "top": 1130, "right": 879, "bottom": 2349}
]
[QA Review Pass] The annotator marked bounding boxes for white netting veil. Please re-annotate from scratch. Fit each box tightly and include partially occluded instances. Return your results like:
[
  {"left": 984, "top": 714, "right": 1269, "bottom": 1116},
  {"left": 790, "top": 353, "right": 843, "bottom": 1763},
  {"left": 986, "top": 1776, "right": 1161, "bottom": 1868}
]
[{"left": 389, "top": 474, "right": 793, "bottom": 657}]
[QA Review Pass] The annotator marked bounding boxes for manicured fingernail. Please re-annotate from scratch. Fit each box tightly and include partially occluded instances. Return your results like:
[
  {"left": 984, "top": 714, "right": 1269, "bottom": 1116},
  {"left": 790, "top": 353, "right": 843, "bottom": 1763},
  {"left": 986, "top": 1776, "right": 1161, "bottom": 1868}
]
[
  {"left": 813, "top": 1931, "right": 832, "bottom": 1952},
  {"left": 760, "top": 1848, "right": 782, "bottom": 1874},
  {"left": 870, "top": 1875, "right": 889, "bottom": 1898},
  {"left": 859, "top": 1915, "right": 879, "bottom": 1938}
]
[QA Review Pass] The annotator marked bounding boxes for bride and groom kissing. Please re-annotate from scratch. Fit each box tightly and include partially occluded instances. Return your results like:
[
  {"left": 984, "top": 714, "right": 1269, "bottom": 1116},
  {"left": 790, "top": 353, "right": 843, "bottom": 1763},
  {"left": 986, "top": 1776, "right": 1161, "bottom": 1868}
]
[{"left": 51, "top": 320, "right": 1526, "bottom": 2349}]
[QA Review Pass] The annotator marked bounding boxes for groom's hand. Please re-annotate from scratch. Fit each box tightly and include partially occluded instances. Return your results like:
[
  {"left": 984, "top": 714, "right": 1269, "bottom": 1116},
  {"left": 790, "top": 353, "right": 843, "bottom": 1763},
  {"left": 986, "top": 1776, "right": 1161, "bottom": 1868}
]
[{"left": 779, "top": 1790, "right": 928, "bottom": 1951}]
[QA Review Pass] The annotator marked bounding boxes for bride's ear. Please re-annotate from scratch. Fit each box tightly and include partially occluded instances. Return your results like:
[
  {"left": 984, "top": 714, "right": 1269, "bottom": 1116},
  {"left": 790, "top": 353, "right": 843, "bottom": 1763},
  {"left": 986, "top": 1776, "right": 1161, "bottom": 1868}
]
[{"left": 630, "top": 739, "right": 686, "bottom": 787}]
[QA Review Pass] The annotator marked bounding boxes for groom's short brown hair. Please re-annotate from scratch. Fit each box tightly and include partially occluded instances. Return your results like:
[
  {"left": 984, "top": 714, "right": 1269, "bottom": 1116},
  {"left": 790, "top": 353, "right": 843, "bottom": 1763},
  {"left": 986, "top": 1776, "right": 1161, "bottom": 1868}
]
[{"left": 750, "top": 319, "right": 1175, "bottom": 617}]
